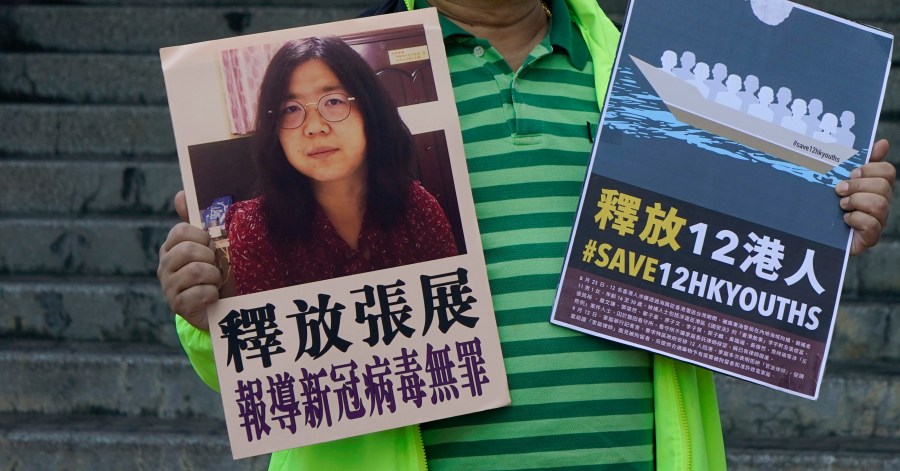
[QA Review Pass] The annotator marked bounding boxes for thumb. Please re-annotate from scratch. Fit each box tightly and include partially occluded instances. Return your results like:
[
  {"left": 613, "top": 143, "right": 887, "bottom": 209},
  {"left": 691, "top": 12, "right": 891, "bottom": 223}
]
[
  {"left": 869, "top": 139, "right": 889, "bottom": 163},
  {"left": 174, "top": 190, "right": 189, "bottom": 223}
]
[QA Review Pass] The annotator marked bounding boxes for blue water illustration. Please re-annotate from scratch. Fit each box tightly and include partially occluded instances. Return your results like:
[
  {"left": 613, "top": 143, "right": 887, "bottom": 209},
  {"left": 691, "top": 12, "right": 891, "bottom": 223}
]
[{"left": 602, "top": 66, "right": 867, "bottom": 189}]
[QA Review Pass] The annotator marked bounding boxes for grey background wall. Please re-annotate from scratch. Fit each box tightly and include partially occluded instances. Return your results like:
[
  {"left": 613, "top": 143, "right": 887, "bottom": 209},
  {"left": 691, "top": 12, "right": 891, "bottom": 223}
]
[{"left": 0, "top": 0, "right": 897, "bottom": 469}]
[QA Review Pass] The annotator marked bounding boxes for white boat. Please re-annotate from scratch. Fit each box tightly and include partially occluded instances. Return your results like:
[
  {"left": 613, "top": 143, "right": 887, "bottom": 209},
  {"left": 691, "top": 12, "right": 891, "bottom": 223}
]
[{"left": 629, "top": 55, "right": 857, "bottom": 174}]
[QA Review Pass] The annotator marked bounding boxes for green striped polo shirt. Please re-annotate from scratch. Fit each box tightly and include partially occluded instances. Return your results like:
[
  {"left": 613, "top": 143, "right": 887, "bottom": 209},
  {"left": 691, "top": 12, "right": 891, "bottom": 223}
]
[{"left": 416, "top": 1, "right": 655, "bottom": 469}]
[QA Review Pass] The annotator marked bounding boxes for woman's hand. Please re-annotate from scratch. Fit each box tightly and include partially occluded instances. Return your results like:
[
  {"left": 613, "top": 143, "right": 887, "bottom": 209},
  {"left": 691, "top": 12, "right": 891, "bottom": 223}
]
[
  {"left": 836, "top": 139, "right": 895, "bottom": 256},
  {"left": 157, "top": 191, "right": 222, "bottom": 331}
]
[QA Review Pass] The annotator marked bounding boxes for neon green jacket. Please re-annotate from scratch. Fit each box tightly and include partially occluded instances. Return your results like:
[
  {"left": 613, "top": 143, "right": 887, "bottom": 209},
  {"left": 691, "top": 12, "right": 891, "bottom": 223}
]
[{"left": 176, "top": 0, "right": 726, "bottom": 469}]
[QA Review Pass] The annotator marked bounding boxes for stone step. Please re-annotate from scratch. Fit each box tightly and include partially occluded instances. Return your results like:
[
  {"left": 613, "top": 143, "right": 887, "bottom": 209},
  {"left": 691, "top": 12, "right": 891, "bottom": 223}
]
[
  {"left": 0, "top": 5, "right": 360, "bottom": 54},
  {"left": 0, "top": 216, "right": 897, "bottom": 288},
  {"left": 0, "top": 413, "right": 268, "bottom": 470},
  {"left": 69, "top": 0, "right": 372, "bottom": 5},
  {"left": 1, "top": 337, "right": 898, "bottom": 435},
  {"left": 0, "top": 3, "right": 896, "bottom": 55},
  {"left": 0, "top": 412, "right": 897, "bottom": 471},
  {"left": 9, "top": 0, "right": 896, "bottom": 24},
  {"left": 0, "top": 216, "right": 174, "bottom": 276},
  {"left": 852, "top": 239, "right": 900, "bottom": 296},
  {"left": 716, "top": 361, "right": 900, "bottom": 440},
  {"left": 1, "top": 103, "right": 898, "bottom": 161},
  {"left": 0, "top": 159, "right": 180, "bottom": 217},
  {"left": 2, "top": 275, "right": 896, "bottom": 359},
  {"left": 830, "top": 302, "right": 900, "bottom": 362},
  {"left": 67, "top": 0, "right": 371, "bottom": 5},
  {"left": 0, "top": 216, "right": 897, "bottom": 286},
  {"left": 4, "top": 52, "right": 899, "bottom": 109},
  {"left": 0, "top": 104, "right": 174, "bottom": 156},
  {"left": 0, "top": 277, "right": 180, "bottom": 347},
  {"left": 17, "top": 0, "right": 900, "bottom": 20},
  {"left": 0, "top": 53, "right": 168, "bottom": 105},
  {"left": 0, "top": 340, "right": 223, "bottom": 420},
  {"left": 725, "top": 436, "right": 900, "bottom": 471}
]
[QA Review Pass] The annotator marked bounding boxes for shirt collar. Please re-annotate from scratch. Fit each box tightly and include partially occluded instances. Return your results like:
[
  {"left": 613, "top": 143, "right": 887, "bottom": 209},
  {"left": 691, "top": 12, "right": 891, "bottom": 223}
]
[{"left": 415, "top": 0, "right": 588, "bottom": 70}]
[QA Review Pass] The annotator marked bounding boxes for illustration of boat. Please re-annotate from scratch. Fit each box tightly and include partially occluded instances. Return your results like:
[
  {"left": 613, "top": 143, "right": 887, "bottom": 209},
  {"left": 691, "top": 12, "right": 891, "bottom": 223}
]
[{"left": 629, "top": 55, "right": 858, "bottom": 173}]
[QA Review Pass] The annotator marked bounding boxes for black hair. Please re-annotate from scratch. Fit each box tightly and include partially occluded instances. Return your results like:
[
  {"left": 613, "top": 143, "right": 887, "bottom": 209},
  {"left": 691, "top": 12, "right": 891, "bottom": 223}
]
[{"left": 253, "top": 36, "right": 414, "bottom": 244}]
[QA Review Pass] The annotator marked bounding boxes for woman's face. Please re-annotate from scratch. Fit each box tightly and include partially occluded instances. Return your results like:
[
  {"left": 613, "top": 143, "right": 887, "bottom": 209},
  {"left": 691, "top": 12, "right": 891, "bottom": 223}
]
[{"left": 278, "top": 59, "right": 367, "bottom": 189}]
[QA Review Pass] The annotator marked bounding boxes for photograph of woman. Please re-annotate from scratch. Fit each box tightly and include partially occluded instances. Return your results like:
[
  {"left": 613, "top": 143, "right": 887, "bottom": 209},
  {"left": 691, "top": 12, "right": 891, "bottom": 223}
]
[{"left": 223, "top": 37, "right": 459, "bottom": 296}]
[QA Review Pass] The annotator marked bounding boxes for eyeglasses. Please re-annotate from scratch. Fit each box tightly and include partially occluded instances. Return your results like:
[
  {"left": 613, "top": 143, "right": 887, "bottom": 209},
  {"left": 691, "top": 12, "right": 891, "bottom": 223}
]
[{"left": 269, "top": 92, "right": 356, "bottom": 129}]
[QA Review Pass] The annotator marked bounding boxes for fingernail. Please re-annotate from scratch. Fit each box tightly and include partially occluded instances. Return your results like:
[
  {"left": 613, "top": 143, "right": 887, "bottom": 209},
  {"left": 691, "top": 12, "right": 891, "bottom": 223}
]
[
  {"left": 850, "top": 168, "right": 861, "bottom": 179},
  {"left": 840, "top": 197, "right": 849, "bottom": 209},
  {"left": 836, "top": 181, "right": 849, "bottom": 194}
]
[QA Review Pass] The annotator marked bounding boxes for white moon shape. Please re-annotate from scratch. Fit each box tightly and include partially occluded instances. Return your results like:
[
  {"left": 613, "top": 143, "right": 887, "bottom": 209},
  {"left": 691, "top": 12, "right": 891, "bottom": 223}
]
[{"left": 750, "top": 0, "right": 793, "bottom": 26}]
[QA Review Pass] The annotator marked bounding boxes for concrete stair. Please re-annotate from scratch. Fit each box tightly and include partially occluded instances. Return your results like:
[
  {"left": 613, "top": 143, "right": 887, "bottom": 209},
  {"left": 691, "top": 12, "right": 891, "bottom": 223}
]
[
  {"left": 0, "top": 0, "right": 898, "bottom": 470},
  {"left": 0, "top": 414, "right": 268, "bottom": 470}
]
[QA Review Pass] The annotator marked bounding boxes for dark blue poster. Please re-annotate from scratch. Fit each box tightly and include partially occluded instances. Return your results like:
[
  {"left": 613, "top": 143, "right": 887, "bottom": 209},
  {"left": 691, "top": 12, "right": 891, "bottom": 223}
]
[{"left": 552, "top": 0, "right": 893, "bottom": 399}]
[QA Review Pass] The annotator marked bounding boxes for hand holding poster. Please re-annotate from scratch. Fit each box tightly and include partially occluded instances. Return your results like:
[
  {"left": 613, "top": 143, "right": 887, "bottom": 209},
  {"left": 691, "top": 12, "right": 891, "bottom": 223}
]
[
  {"left": 160, "top": 9, "right": 509, "bottom": 459},
  {"left": 551, "top": 0, "right": 892, "bottom": 399}
]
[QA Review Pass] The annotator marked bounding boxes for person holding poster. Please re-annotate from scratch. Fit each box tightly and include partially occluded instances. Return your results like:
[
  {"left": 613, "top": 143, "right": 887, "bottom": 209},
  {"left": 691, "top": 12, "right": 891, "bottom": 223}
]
[
  {"left": 158, "top": 0, "right": 895, "bottom": 469},
  {"left": 221, "top": 37, "right": 458, "bottom": 296}
]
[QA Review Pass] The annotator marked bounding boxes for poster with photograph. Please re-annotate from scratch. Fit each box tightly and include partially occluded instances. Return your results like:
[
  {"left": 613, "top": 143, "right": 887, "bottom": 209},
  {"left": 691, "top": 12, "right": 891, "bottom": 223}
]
[
  {"left": 160, "top": 9, "right": 509, "bottom": 459},
  {"left": 551, "top": 0, "right": 892, "bottom": 399}
]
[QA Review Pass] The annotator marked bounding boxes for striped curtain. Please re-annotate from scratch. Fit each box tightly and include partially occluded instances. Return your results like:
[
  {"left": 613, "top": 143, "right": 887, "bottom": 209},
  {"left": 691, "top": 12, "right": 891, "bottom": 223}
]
[{"left": 221, "top": 42, "right": 283, "bottom": 135}]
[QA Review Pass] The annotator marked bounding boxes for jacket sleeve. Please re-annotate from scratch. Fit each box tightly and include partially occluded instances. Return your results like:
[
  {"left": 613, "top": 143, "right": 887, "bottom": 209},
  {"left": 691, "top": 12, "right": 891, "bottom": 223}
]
[
  {"left": 567, "top": 0, "right": 622, "bottom": 105},
  {"left": 175, "top": 315, "right": 221, "bottom": 393},
  {"left": 653, "top": 355, "right": 726, "bottom": 471},
  {"left": 359, "top": 0, "right": 408, "bottom": 17}
]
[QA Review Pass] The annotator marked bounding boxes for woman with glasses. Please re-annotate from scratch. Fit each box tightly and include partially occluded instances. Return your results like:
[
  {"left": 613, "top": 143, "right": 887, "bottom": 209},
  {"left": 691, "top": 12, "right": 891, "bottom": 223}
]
[{"left": 221, "top": 36, "right": 458, "bottom": 296}]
